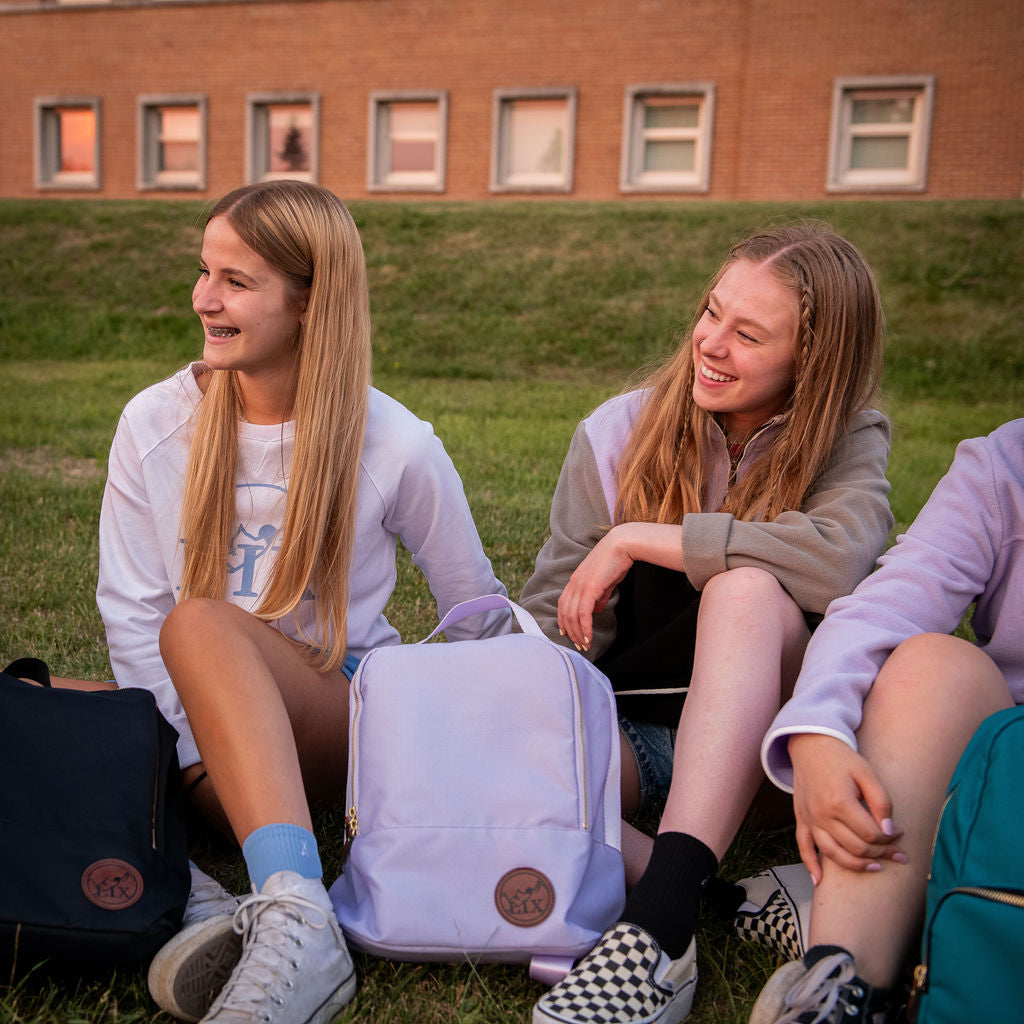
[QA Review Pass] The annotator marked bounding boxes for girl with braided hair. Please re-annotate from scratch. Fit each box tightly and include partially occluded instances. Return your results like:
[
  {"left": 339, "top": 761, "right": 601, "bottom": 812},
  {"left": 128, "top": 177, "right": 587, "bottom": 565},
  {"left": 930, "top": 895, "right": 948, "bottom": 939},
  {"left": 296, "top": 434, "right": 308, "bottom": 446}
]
[{"left": 521, "top": 223, "right": 892, "bottom": 1024}]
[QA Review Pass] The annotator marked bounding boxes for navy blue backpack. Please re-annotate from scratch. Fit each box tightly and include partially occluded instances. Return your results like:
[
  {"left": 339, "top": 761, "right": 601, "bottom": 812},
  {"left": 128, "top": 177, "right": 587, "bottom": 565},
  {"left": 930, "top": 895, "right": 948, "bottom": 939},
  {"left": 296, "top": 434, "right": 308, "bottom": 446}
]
[{"left": 0, "top": 658, "right": 190, "bottom": 975}]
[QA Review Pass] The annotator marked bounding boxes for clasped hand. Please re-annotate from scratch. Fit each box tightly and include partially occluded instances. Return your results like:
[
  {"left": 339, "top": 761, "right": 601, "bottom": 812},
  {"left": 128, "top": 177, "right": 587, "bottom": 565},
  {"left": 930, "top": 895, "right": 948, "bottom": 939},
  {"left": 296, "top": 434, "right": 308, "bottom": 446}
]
[{"left": 789, "top": 732, "right": 907, "bottom": 885}]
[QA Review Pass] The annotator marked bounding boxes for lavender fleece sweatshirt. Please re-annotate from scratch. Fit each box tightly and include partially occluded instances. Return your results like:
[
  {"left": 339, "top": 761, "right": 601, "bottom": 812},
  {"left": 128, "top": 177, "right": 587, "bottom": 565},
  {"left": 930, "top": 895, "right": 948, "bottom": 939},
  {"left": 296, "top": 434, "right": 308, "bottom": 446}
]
[{"left": 763, "top": 418, "right": 1024, "bottom": 791}]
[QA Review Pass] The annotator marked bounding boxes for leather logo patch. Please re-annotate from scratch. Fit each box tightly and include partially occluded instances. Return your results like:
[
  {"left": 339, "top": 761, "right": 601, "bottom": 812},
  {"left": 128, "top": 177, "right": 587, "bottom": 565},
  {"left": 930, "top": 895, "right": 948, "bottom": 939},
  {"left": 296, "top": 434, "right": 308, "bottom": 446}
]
[
  {"left": 495, "top": 867, "right": 554, "bottom": 928},
  {"left": 81, "top": 859, "right": 143, "bottom": 910}
]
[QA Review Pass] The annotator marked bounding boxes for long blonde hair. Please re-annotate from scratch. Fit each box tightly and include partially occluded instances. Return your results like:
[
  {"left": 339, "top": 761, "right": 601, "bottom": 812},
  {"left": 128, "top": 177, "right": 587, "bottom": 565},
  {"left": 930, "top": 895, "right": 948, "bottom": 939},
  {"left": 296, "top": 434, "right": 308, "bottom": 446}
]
[
  {"left": 616, "top": 223, "right": 883, "bottom": 525},
  {"left": 178, "top": 181, "right": 372, "bottom": 669}
]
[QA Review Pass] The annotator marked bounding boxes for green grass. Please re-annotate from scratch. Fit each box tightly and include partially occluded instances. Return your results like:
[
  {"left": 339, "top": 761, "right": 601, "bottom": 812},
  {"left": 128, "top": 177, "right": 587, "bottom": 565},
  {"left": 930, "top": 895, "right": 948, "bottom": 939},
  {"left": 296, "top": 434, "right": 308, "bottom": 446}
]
[{"left": 1, "top": 198, "right": 1022, "bottom": 1022}]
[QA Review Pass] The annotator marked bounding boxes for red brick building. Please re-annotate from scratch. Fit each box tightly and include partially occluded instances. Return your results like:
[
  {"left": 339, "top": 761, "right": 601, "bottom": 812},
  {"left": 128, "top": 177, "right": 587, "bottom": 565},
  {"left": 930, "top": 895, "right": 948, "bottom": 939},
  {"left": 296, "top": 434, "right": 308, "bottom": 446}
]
[{"left": 2, "top": 0, "right": 1021, "bottom": 201}]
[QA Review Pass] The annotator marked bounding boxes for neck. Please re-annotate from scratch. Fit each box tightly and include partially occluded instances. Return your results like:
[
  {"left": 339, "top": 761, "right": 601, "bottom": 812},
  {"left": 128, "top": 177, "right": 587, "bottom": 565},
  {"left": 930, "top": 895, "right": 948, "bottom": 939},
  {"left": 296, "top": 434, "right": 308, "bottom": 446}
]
[
  {"left": 237, "top": 369, "right": 296, "bottom": 425},
  {"left": 719, "top": 416, "right": 757, "bottom": 445}
]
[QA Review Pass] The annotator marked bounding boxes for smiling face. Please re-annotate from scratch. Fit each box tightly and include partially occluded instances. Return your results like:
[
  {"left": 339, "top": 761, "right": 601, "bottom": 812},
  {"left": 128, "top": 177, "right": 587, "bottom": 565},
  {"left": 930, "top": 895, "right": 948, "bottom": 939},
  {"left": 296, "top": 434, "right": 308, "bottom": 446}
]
[
  {"left": 192, "top": 216, "right": 308, "bottom": 404},
  {"left": 691, "top": 257, "right": 800, "bottom": 438}
]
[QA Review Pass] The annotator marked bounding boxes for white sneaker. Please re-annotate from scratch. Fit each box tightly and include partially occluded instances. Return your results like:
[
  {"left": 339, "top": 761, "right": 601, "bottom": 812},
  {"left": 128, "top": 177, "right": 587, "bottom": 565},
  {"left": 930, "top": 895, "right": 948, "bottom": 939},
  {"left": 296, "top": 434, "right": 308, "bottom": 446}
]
[
  {"left": 202, "top": 871, "right": 357, "bottom": 1024},
  {"left": 149, "top": 866, "right": 246, "bottom": 1021},
  {"left": 184, "top": 864, "right": 247, "bottom": 928}
]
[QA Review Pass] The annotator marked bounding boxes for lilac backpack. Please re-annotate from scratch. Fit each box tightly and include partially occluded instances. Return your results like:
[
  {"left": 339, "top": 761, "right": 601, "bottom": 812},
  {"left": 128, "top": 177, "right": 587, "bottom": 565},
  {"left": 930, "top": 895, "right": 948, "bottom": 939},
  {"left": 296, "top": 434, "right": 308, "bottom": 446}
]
[{"left": 329, "top": 595, "right": 625, "bottom": 974}]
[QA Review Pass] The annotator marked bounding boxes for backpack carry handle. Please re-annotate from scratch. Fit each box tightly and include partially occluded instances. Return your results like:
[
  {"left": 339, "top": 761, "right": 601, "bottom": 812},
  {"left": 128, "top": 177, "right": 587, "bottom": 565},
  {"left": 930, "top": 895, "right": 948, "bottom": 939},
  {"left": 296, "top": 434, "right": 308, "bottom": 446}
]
[
  {"left": 3, "top": 658, "right": 52, "bottom": 688},
  {"left": 423, "top": 594, "right": 547, "bottom": 643}
]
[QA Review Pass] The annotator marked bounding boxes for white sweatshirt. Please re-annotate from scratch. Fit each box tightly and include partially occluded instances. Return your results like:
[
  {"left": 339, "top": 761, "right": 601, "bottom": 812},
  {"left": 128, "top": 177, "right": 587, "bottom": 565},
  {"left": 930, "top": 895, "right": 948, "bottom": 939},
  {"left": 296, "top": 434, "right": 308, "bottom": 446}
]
[{"left": 97, "top": 363, "right": 509, "bottom": 767}]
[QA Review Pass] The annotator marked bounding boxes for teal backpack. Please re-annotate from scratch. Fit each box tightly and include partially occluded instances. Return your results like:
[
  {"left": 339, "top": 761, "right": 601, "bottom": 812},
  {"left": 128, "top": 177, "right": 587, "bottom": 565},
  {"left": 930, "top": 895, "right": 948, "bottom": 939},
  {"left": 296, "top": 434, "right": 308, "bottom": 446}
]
[{"left": 913, "top": 706, "right": 1024, "bottom": 1024}]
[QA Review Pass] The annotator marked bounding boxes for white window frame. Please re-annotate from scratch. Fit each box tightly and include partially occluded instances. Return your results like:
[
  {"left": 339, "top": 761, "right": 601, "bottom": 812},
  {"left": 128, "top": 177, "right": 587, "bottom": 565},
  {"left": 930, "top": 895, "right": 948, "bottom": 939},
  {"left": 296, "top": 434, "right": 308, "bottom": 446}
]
[
  {"left": 137, "top": 95, "right": 207, "bottom": 191},
  {"left": 246, "top": 93, "right": 320, "bottom": 184},
  {"left": 367, "top": 90, "right": 448, "bottom": 192},
  {"left": 620, "top": 83, "right": 714, "bottom": 193},
  {"left": 828, "top": 75, "right": 935, "bottom": 192},
  {"left": 34, "top": 97, "right": 101, "bottom": 190},
  {"left": 490, "top": 87, "right": 577, "bottom": 193}
]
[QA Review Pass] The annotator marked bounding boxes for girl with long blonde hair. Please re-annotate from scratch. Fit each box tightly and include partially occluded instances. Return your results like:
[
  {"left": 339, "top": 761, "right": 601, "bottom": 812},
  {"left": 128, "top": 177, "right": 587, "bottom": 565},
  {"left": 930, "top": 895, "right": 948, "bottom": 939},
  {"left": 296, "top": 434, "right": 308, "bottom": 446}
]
[
  {"left": 523, "top": 223, "right": 893, "bottom": 1024},
  {"left": 96, "top": 181, "right": 509, "bottom": 1024}
]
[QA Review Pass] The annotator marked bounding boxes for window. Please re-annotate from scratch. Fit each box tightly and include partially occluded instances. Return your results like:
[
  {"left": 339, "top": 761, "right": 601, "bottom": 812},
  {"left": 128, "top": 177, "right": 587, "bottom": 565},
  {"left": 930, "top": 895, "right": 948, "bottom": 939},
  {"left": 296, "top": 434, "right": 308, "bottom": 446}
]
[
  {"left": 35, "top": 98, "right": 101, "bottom": 190},
  {"left": 828, "top": 76, "right": 935, "bottom": 191},
  {"left": 621, "top": 84, "right": 714, "bottom": 192},
  {"left": 246, "top": 94, "right": 319, "bottom": 183},
  {"left": 368, "top": 92, "right": 447, "bottom": 192},
  {"left": 491, "top": 88, "right": 576, "bottom": 193},
  {"left": 138, "top": 96, "right": 207, "bottom": 191}
]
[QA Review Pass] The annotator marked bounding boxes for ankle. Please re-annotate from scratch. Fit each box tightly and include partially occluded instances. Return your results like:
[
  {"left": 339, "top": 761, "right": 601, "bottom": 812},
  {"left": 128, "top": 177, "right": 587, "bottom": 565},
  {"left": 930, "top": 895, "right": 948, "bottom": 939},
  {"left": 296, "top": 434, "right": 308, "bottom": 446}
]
[{"left": 621, "top": 832, "right": 717, "bottom": 958}]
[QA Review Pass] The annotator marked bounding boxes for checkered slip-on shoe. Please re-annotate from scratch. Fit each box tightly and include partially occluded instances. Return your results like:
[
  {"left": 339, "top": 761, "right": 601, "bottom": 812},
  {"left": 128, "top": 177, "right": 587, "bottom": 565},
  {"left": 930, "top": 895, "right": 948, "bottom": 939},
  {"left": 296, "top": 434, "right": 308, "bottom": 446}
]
[
  {"left": 734, "top": 863, "right": 813, "bottom": 961},
  {"left": 532, "top": 922, "right": 698, "bottom": 1024}
]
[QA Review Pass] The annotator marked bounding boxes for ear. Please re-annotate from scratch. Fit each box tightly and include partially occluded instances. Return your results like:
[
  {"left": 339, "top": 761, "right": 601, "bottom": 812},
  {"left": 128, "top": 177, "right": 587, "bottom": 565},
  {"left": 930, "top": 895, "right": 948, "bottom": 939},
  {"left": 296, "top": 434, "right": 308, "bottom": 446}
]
[{"left": 296, "top": 289, "right": 310, "bottom": 323}]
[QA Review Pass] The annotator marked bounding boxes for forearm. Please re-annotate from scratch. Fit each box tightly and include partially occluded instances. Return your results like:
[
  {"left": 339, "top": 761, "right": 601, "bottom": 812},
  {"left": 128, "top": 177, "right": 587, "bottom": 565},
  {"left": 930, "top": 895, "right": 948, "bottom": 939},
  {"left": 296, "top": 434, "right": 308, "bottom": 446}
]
[{"left": 605, "top": 522, "right": 685, "bottom": 573}]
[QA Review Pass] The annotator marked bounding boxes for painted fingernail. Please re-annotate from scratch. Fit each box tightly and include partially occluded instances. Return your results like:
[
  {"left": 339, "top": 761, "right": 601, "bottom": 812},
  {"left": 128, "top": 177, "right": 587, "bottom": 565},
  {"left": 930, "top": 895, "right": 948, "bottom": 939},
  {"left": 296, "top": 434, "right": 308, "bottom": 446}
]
[
  {"left": 559, "top": 628, "right": 565, "bottom": 637},
  {"left": 574, "top": 643, "right": 582, "bottom": 652},
  {"left": 892, "top": 852, "right": 909, "bottom": 864},
  {"left": 866, "top": 862, "right": 882, "bottom": 872},
  {"left": 881, "top": 818, "right": 895, "bottom": 836},
  {"left": 583, "top": 636, "right": 590, "bottom": 646}
]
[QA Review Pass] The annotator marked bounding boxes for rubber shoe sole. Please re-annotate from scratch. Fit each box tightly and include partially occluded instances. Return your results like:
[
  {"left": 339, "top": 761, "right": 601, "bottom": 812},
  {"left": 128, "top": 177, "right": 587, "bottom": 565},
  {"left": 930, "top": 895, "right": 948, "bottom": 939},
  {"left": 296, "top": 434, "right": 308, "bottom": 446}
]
[
  {"left": 147, "top": 914, "right": 243, "bottom": 1022},
  {"left": 305, "top": 967, "right": 358, "bottom": 1024}
]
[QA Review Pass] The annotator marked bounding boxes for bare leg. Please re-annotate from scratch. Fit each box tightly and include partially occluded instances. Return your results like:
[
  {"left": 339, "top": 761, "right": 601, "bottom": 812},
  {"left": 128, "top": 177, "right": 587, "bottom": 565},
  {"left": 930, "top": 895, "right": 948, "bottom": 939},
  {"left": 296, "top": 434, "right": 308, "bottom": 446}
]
[
  {"left": 39, "top": 677, "right": 117, "bottom": 691},
  {"left": 808, "top": 633, "right": 1012, "bottom": 988},
  {"left": 649, "top": 567, "right": 808, "bottom": 862},
  {"left": 159, "top": 598, "right": 351, "bottom": 845},
  {"left": 622, "top": 821, "right": 654, "bottom": 889},
  {"left": 619, "top": 731, "right": 654, "bottom": 888}
]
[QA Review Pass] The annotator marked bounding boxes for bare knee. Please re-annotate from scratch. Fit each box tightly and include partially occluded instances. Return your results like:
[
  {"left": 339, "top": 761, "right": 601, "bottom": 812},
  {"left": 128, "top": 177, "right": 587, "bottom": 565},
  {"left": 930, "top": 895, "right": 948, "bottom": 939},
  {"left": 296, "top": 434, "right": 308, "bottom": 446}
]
[
  {"left": 702, "top": 566, "right": 795, "bottom": 615},
  {"left": 873, "top": 633, "right": 1008, "bottom": 706},
  {"left": 865, "top": 633, "right": 1012, "bottom": 742},
  {"left": 160, "top": 597, "right": 244, "bottom": 653},
  {"left": 701, "top": 567, "right": 806, "bottom": 643}
]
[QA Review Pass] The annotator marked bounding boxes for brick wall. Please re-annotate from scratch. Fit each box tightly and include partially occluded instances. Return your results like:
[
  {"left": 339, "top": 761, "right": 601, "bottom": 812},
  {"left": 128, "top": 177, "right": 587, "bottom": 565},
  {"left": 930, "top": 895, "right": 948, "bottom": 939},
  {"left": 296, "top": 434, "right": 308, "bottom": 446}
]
[{"left": 1, "top": 0, "right": 1021, "bottom": 200}]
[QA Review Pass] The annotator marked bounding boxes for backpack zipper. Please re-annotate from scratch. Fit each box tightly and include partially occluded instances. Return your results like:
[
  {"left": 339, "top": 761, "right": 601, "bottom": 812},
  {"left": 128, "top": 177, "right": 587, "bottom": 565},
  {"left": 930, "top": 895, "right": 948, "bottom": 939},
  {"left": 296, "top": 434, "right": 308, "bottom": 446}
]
[
  {"left": 559, "top": 648, "right": 590, "bottom": 831},
  {"left": 925, "top": 786, "right": 956, "bottom": 881},
  {"left": 910, "top": 885, "right": 1024, "bottom": 1012},
  {"left": 151, "top": 745, "right": 160, "bottom": 850},
  {"left": 341, "top": 665, "right": 365, "bottom": 864}
]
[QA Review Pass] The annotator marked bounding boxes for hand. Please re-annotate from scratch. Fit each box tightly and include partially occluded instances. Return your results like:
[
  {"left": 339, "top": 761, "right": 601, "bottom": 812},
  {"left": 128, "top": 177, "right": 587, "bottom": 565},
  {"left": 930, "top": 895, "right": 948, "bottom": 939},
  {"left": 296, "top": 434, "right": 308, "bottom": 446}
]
[
  {"left": 789, "top": 732, "right": 906, "bottom": 884},
  {"left": 557, "top": 528, "right": 635, "bottom": 651}
]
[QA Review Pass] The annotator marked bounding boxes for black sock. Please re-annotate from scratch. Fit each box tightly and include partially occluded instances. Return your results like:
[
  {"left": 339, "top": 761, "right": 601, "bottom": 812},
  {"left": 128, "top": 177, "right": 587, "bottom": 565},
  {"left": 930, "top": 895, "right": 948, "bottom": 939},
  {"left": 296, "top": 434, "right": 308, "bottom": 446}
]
[
  {"left": 803, "top": 944, "right": 853, "bottom": 969},
  {"left": 621, "top": 832, "right": 718, "bottom": 959},
  {"left": 802, "top": 945, "right": 890, "bottom": 1013}
]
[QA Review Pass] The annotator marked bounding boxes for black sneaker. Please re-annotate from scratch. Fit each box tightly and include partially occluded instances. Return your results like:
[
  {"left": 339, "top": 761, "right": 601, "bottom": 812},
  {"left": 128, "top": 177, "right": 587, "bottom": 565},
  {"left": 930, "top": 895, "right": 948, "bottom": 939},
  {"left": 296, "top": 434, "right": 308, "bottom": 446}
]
[{"left": 748, "top": 950, "right": 891, "bottom": 1024}]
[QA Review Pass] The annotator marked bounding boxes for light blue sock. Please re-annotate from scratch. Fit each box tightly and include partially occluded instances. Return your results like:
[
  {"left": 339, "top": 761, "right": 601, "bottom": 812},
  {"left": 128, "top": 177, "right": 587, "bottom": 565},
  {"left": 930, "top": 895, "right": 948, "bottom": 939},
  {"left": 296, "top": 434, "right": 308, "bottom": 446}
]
[{"left": 242, "top": 823, "right": 322, "bottom": 891}]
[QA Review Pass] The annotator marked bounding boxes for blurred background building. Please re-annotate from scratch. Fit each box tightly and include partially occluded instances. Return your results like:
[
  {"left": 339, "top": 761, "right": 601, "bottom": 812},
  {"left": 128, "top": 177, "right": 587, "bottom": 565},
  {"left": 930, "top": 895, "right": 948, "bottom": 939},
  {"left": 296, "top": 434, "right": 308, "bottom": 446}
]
[{"left": 2, "top": 0, "right": 1020, "bottom": 201}]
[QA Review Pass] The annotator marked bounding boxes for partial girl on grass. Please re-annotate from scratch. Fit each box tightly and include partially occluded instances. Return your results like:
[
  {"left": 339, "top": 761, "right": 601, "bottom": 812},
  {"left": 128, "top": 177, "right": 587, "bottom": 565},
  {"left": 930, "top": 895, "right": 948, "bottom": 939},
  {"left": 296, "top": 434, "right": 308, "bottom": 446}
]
[
  {"left": 95, "top": 180, "right": 510, "bottom": 1024},
  {"left": 519, "top": 223, "right": 894, "bottom": 1024},
  {"left": 748, "top": 417, "right": 1024, "bottom": 1024}
]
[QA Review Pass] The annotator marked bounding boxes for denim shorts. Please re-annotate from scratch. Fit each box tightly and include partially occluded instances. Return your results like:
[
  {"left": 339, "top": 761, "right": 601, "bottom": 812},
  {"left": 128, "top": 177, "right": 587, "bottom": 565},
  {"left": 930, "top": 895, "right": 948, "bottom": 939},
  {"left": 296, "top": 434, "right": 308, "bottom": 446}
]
[{"left": 619, "top": 714, "right": 677, "bottom": 815}]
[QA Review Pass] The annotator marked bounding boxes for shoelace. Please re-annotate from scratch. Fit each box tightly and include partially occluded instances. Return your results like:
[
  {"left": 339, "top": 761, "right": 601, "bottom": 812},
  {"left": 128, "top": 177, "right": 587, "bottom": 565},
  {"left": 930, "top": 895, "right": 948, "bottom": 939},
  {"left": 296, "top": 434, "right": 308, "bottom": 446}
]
[
  {"left": 776, "top": 952, "right": 858, "bottom": 1024},
  {"left": 215, "top": 889, "right": 333, "bottom": 1014}
]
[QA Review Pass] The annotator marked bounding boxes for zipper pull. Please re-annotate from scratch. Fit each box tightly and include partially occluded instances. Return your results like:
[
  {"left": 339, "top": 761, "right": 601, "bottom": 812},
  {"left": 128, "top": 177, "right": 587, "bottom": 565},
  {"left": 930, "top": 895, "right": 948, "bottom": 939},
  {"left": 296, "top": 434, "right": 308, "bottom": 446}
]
[
  {"left": 339, "top": 806, "right": 358, "bottom": 867},
  {"left": 905, "top": 962, "right": 927, "bottom": 1022}
]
